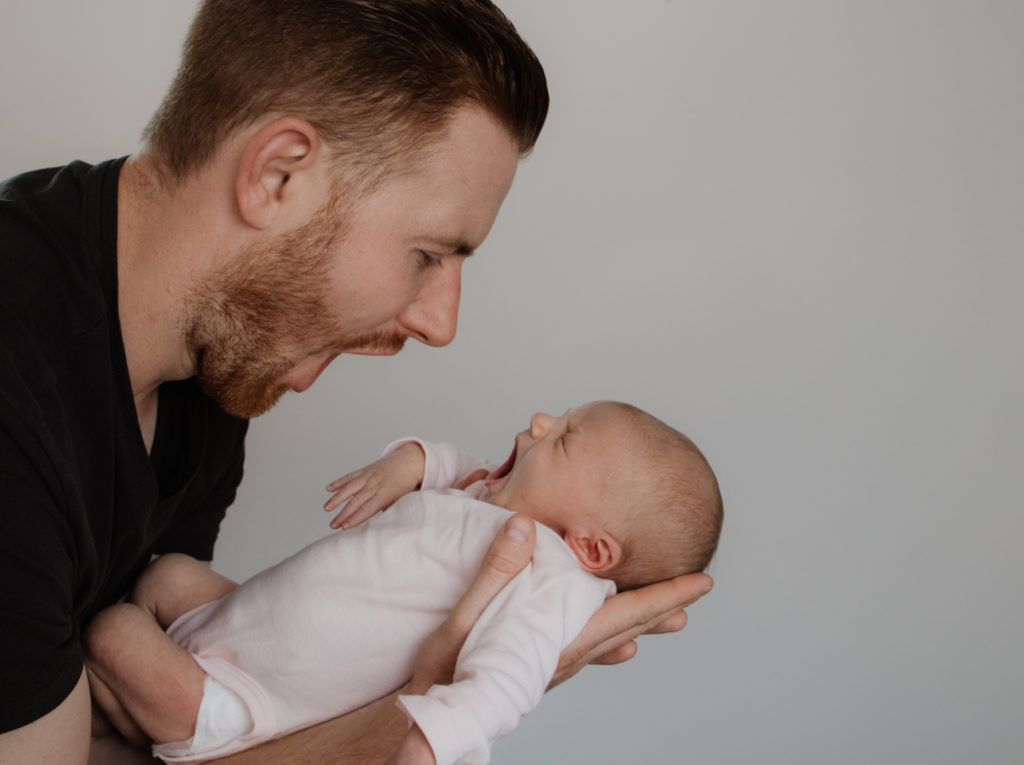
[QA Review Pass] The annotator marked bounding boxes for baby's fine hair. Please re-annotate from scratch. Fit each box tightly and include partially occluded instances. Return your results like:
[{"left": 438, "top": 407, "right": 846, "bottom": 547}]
[{"left": 601, "top": 403, "right": 723, "bottom": 591}]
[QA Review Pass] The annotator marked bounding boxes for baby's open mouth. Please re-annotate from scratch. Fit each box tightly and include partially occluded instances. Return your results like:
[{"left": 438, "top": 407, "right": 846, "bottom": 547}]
[{"left": 488, "top": 440, "right": 517, "bottom": 481}]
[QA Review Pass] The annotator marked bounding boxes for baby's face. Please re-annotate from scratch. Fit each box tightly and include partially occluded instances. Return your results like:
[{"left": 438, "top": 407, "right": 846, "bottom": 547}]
[{"left": 482, "top": 401, "right": 627, "bottom": 532}]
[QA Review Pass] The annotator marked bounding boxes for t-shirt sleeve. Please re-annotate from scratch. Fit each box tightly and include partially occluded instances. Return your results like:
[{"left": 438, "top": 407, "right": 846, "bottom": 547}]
[{"left": 0, "top": 401, "right": 84, "bottom": 732}]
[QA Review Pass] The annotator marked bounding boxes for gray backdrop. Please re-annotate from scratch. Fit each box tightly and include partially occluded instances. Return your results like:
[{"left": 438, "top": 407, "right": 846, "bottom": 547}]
[{"left": 2, "top": 2, "right": 1021, "bottom": 763}]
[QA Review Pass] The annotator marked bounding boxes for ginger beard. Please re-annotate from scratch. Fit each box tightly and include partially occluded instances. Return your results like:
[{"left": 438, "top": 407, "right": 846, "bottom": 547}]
[{"left": 185, "top": 198, "right": 406, "bottom": 419}]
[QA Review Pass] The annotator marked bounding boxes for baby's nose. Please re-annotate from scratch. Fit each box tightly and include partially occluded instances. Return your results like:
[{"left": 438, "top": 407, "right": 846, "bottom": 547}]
[{"left": 529, "top": 411, "right": 555, "bottom": 438}]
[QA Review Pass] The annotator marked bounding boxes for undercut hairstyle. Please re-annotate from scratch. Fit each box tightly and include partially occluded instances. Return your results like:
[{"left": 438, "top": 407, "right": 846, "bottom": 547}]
[
  {"left": 601, "top": 403, "right": 724, "bottom": 591},
  {"left": 143, "top": 0, "right": 548, "bottom": 188}
]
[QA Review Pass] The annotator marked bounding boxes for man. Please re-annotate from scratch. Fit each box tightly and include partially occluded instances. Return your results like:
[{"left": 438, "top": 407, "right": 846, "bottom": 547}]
[{"left": 0, "top": 2, "right": 712, "bottom": 763}]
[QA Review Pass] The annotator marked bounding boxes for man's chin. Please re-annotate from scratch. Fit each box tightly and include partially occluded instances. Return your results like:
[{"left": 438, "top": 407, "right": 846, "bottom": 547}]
[{"left": 201, "top": 376, "right": 291, "bottom": 419}]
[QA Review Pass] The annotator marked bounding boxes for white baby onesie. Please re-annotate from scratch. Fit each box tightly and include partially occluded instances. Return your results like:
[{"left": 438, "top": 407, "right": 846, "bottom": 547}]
[{"left": 153, "top": 440, "right": 614, "bottom": 764}]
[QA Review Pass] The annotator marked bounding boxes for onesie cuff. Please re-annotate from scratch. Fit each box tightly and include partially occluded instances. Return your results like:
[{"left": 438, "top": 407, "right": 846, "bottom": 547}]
[
  {"left": 382, "top": 438, "right": 441, "bottom": 491},
  {"left": 397, "top": 691, "right": 490, "bottom": 765}
]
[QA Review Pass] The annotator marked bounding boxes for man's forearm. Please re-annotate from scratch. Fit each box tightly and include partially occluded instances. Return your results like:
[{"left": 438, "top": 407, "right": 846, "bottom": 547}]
[{"left": 212, "top": 690, "right": 409, "bottom": 765}]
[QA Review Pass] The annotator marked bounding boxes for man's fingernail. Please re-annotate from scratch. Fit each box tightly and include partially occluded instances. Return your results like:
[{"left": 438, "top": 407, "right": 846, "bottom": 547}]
[{"left": 505, "top": 517, "right": 530, "bottom": 544}]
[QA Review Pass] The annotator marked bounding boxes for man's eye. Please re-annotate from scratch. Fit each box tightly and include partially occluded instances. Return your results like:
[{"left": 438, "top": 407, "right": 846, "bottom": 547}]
[{"left": 416, "top": 250, "right": 443, "bottom": 269}]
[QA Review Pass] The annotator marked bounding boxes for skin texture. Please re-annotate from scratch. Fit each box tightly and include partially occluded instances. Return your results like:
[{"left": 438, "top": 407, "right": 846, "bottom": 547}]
[
  {"left": 481, "top": 404, "right": 627, "bottom": 574},
  {"left": 84, "top": 556, "right": 239, "bottom": 747},
  {"left": 182, "top": 107, "right": 521, "bottom": 418},
  {"left": 115, "top": 105, "right": 518, "bottom": 446}
]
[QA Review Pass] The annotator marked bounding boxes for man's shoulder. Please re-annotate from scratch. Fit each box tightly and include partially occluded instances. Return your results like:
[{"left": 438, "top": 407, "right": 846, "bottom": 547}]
[
  {"left": 0, "top": 160, "right": 116, "bottom": 324},
  {"left": 0, "top": 160, "right": 124, "bottom": 380},
  {"left": 0, "top": 161, "right": 94, "bottom": 261}
]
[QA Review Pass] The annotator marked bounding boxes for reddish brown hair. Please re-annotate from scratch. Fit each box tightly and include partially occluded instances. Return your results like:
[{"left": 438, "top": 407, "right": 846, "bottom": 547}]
[{"left": 144, "top": 0, "right": 548, "bottom": 186}]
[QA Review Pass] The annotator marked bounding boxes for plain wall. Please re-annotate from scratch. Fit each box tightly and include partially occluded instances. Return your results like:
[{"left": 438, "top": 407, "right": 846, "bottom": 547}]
[{"left": 2, "top": 2, "right": 1021, "bottom": 763}]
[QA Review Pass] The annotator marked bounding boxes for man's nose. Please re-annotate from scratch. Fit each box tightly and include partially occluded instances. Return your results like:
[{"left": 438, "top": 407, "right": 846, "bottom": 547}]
[{"left": 399, "top": 262, "right": 462, "bottom": 347}]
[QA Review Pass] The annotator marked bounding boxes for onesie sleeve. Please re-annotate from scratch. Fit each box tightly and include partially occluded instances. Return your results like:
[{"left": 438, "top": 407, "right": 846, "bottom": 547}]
[
  {"left": 382, "top": 438, "right": 488, "bottom": 492},
  {"left": 397, "top": 528, "right": 614, "bottom": 765}
]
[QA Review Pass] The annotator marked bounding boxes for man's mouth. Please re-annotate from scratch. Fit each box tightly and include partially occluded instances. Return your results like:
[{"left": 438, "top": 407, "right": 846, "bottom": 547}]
[{"left": 292, "top": 353, "right": 340, "bottom": 393}]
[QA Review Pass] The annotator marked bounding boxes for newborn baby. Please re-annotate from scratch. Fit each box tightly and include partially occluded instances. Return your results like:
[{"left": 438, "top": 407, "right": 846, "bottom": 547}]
[{"left": 85, "top": 401, "right": 723, "bottom": 764}]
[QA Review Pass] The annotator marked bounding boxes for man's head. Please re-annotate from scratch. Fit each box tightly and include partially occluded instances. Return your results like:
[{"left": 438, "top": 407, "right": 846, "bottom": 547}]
[
  {"left": 483, "top": 401, "right": 723, "bottom": 590},
  {"left": 144, "top": 0, "right": 548, "bottom": 190},
  {"left": 151, "top": 1, "right": 548, "bottom": 418},
  {"left": 183, "top": 105, "right": 520, "bottom": 418}
]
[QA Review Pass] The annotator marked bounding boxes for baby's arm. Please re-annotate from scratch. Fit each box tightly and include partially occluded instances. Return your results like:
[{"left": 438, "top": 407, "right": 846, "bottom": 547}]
[
  {"left": 325, "top": 442, "right": 426, "bottom": 529},
  {"left": 84, "top": 554, "right": 237, "bottom": 746},
  {"left": 325, "top": 440, "right": 488, "bottom": 529}
]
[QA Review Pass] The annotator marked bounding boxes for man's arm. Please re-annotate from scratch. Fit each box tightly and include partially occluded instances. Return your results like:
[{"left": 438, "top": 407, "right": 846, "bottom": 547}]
[
  {"left": 0, "top": 669, "right": 91, "bottom": 765},
  {"left": 208, "top": 518, "right": 713, "bottom": 764}
]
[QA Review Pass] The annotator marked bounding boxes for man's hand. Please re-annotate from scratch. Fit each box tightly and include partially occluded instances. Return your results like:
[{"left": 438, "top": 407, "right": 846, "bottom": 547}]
[
  {"left": 325, "top": 443, "right": 426, "bottom": 529},
  {"left": 407, "top": 515, "right": 712, "bottom": 694},
  {"left": 549, "top": 572, "right": 713, "bottom": 688},
  {"left": 383, "top": 725, "right": 435, "bottom": 765},
  {"left": 406, "top": 513, "right": 537, "bottom": 693}
]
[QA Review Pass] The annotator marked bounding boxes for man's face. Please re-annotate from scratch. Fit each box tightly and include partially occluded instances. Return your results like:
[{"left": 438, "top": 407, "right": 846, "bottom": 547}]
[{"left": 187, "top": 105, "right": 520, "bottom": 418}]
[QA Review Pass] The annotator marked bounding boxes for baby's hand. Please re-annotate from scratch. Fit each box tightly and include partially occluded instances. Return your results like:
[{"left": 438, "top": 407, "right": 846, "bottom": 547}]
[{"left": 324, "top": 442, "right": 426, "bottom": 530}]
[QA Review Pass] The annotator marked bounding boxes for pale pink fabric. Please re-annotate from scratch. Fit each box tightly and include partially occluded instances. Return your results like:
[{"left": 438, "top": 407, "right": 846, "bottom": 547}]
[{"left": 155, "top": 441, "right": 613, "bottom": 764}]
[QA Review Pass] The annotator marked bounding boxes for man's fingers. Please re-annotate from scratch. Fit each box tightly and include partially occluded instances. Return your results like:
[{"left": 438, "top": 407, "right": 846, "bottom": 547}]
[
  {"left": 550, "top": 572, "right": 713, "bottom": 688},
  {"left": 408, "top": 515, "right": 536, "bottom": 694},
  {"left": 448, "top": 514, "right": 535, "bottom": 636},
  {"left": 645, "top": 608, "right": 688, "bottom": 635},
  {"left": 589, "top": 640, "right": 637, "bottom": 666}
]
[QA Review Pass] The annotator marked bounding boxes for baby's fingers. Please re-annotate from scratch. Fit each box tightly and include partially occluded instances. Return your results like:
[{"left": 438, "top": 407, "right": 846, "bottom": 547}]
[
  {"left": 329, "top": 486, "right": 389, "bottom": 529},
  {"left": 325, "top": 471, "right": 361, "bottom": 493},
  {"left": 330, "top": 500, "right": 381, "bottom": 530},
  {"left": 324, "top": 476, "right": 367, "bottom": 513}
]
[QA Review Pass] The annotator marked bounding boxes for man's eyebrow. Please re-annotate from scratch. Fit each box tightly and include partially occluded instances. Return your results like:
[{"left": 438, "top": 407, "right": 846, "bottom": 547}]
[{"left": 426, "top": 237, "right": 476, "bottom": 256}]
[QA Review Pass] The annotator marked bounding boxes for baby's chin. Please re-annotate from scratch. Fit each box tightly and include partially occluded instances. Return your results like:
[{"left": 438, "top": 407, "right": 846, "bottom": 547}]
[{"left": 479, "top": 484, "right": 512, "bottom": 512}]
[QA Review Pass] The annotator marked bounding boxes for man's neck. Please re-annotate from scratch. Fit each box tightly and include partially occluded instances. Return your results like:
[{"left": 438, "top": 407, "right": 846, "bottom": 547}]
[
  {"left": 116, "top": 154, "right": 229, "bottom": 427},
  {"left": 117, "top": 157, "right": 188, "bottom": 399}
]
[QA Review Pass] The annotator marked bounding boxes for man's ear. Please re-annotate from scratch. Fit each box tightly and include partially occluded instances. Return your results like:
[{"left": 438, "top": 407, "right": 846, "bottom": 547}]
[
  {"left": 564, "top": 530, "right": 622, "bottom": 575},
  {"left": 235, "top": 117, "right": 324, "bottom": 230}
]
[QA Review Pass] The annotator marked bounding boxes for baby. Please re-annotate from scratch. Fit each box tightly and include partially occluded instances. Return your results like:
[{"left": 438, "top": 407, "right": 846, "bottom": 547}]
[{"left": 85, "top": 401, "right": 722, "bottom": 764}]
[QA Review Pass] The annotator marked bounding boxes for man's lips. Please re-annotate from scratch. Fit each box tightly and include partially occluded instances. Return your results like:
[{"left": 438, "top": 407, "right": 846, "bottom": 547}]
[{"left": 292, "top": 353, "right": 340, "bottom": 393}]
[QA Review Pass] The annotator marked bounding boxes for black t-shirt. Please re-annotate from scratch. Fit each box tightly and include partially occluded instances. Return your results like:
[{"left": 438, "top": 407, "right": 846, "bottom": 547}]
[{"left": 0, "top": 159, "right": 249, "bottom": 731}]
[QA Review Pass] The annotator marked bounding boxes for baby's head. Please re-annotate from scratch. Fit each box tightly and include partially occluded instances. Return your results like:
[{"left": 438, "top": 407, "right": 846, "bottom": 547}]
[{"left": 483, "top": 401, "right": 722, "bottom": 590}]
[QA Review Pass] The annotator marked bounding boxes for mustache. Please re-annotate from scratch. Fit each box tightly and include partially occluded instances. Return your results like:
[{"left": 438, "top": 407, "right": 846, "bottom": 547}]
[{"left": 342, "top": 329, "right": 408, "bottom": 355}]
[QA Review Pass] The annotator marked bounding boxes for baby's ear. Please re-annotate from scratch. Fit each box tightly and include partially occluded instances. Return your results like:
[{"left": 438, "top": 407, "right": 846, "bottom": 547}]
[{"left": 564, "top": 531, "right": 622, "bottom": 575}]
